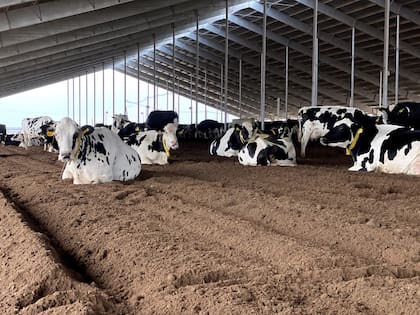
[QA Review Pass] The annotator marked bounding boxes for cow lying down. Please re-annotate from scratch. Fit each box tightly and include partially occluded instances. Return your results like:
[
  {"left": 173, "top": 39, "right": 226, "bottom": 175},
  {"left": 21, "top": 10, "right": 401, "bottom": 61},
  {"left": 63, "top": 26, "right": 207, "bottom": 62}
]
[
  {"left": 238, "top": 127, "right": 296, "bottom": 166},
  {"left": 53, "top": 117, "right": 141, "bottom": 184},
  {"left": 345, "top": 122, "right": 420, "bottom": 175},
  {"left": 127, "top": 123, "right": 179, "bottom": 165},
  {"left": 209, "top": 121, "right": 254, "bottom": 157}
]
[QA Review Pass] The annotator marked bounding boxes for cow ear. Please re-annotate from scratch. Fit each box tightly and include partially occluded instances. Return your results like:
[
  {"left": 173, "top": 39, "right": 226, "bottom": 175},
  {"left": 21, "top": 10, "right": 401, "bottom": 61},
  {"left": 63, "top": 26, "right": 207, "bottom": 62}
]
[{"left": 80, "top": 125, "right": 94, "bottom": 136}]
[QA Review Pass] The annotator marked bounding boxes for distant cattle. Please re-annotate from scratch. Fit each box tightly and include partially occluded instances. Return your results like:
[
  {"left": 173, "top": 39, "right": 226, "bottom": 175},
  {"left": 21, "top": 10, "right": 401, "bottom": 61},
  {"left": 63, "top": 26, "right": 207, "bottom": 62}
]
[
  {"left": 238, "top": 127, "right": 296, "bottom": 166},
  {"left": 177, "top": 124, "right": 196, "bottom": 140},
  {"left": 127, "top": 123, "right": 178, "bottom": 165},
  {"left": 53, "top": 117, "right": 141, "bottom": 184},
  {"left": 380, "top": 102, "right": 420, "bottom": 129},
  {"left": 4, "top": 134, "right": 22, "bottom": 146},
  {"left": 209, "top": 121, "right": 254, "bottom": 157},
  {"left": 298, "top": 106, "right": 375, "bottom": 157},
  {"left": 111, "top": 114, "right": 145, "bottom": 141},
  {"left": 20, "top": 116, "right": 54, "bottom": 148},
  {"left": 197, "top": 119, "right": 224, "bottom": 140},
  {"left": 0, "top": 124, "right": 6, "bottom": 143},
  {"left": 146, "top": 110, "right": 178, "bottom": 131}
]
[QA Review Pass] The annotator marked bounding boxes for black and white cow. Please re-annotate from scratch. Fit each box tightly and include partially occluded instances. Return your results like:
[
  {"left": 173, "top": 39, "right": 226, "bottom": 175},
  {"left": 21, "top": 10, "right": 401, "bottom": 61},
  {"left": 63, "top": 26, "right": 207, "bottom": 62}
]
[
  {"left": 146, "top": 110, "right": 178, "bottom": 131},
  {"left": 20, "top": 116, "right": 54, "bottom": 148},
  {"left": 327, "top": 113, "right": 420, "bottom": 175},
  {"left": 380, "top": 102, "right": 420, "bottom": 129},
  {"left": 39, "top": 122, "right": 59, "bottom": 152},
  {"left": 127, "top": 123, "right": 178, "bottom": 165},
  {"left": 238, "top": 127, "right": 296, "bottom": 166},
  {"left": 111, "top": 114, "right": 144, "bottom": 140},
  {"left": 4, "top": 134, "right": 22, "bottom": 146},
  {"left": 52, "top": 117, "right": 141, "bottom": 184},
  {"left": 209, "top": 121, "right": 254, "bottom": 157},
  {"left": 298, "top": 106, "right": 375, "bottom": 157}
]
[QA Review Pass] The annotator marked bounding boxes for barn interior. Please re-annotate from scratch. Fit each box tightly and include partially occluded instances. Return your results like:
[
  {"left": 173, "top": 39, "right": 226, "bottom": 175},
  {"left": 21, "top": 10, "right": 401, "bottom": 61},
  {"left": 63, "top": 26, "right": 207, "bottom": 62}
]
[{"left": 0, "top": 1, "right": 420, "bottom": 314}]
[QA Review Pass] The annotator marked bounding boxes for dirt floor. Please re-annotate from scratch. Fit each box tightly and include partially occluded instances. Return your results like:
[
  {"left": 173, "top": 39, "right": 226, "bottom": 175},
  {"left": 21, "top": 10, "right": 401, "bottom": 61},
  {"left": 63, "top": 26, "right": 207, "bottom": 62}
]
[{"left": 0, "top": 140, "right": 419, "bottom": 314}]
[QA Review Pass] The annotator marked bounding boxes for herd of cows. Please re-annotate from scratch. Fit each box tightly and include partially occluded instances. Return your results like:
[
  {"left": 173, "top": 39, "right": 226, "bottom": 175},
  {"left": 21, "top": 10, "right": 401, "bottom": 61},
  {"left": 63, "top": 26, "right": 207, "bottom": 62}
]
[{"left": 1, "top": 102, "right": 420, "bottom": 184}]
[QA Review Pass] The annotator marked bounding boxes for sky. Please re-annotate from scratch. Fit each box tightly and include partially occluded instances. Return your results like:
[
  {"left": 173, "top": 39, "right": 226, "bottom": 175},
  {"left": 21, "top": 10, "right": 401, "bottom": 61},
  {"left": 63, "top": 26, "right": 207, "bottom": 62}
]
[{"left": 0, "top": 69, "right": 237, "bottom": 133}]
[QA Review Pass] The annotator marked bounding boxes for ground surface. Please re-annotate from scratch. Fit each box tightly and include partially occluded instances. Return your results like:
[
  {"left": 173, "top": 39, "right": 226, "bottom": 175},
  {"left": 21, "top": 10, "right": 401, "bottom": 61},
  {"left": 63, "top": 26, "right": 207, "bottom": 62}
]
[{"left": 0, "top": 141, "right": 419, "bottom": 314}]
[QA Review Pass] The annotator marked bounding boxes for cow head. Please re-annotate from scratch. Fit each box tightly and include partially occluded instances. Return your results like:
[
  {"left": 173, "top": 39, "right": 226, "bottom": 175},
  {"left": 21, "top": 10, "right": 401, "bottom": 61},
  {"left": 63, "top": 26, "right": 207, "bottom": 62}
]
[
  {"left": 163, "top": 123, "right": 179, "bottom": 150},
  {"left": 52, "top": 117, "right": 94, "bottom": 161},
  {"left": 112, "top": 114, "right": 129, "bottom": 132}
]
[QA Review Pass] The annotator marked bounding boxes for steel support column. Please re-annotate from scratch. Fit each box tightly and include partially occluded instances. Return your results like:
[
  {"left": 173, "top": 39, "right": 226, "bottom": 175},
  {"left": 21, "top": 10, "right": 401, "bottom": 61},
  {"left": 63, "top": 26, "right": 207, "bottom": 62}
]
[
  {"left": 285, "top": 45, "right": 289, "bottom": 118},
  {"left": 382, "top": 0, "right": 390, "bottom": 109},
  {"left": 260, "top": 0, "right": 267, "bottom": 129},
  {"left": 172, "top": 24, "right": 176, "bottom": 111},
  {"left": 102, "top": 62, "right": 105, "bottom": 123},
  {"left": 350, "top": 27, "right": 355, "bottom": 107},
  {"left": 395, "top": 14, "right": 400, "bottom": 105},
  {"left": 85, "top": 71, "right": 88, "bottom": 124},
  {"left": 72, "top": 78, "right": 75, "bottom": 120},
  {"left": 239, "top": 58, "right": 242, "bottom": 119},
  {"left": 112, "top": 57, "right": 115, "bottom": 116},
  {"left": 137, "top": 44, "right": 140, "bottom": 123},
  {"left": 124, "top": 51, "right": 127, "bottom": 115},
  {"left": 312, "top": 0, "right": 318, "bottom": 107},
  {"left": 94, "top": 67, "right": 96, "bottom": 125},
  {"left": 204, "top": 68, "right": 208, "bottom": 119},
  {"left": 67, "top": 79, "right": 69, "bottom": 117},
  {"left": 224, "top": 0, "right": 229, "bottom": 129},
  {"left": 153, "top": 34, "right": 157, "bottom": 110},
  {"left": 195, "top": 13, "right": 200, "bottom": 126},
  {"left": 78, "top": 75, "right": 81, "bottom": 124},
  {"left": 190, "top": 73, "right": 193, "bottom": 124}
]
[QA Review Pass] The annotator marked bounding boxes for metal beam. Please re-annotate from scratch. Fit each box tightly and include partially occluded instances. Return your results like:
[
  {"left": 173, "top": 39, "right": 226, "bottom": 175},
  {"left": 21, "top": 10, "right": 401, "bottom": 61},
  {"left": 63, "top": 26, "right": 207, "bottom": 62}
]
[
  {"left": 367, "top": 0, "right": 420, "bottom": 27},
  {"left": 294, "top": 0, "right": 420, "bottom": 60}
]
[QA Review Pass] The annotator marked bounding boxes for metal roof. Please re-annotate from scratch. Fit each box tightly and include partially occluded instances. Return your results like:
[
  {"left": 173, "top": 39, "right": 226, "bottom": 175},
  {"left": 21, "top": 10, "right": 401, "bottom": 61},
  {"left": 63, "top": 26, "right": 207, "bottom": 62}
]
[{"left": 1, "top": 0, "right": 420, "bottom": 118}]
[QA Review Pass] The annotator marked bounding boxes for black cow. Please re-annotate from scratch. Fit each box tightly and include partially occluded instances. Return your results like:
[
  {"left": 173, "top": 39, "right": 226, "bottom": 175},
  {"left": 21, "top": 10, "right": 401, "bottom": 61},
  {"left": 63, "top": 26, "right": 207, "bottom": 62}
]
[
  {"left": 380, "top": 102, "right": 420, "bottom": 129},
  {"left": 197, "top": 119, "right": 224, "bottom": 140},
  {"left": 146, "top": 110, "right": 178, "bottom": 131}
]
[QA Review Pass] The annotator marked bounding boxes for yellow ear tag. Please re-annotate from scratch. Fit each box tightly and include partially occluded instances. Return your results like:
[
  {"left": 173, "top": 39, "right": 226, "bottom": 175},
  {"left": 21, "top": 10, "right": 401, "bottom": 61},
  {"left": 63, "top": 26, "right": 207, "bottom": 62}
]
[
  {"left": 346, "top": 128, "right": 363, "bottom": 155},
  {"left": 46, "top": 130, "right": 54, "bottom": 137},
  {"left": 135, "top": 127, "right": 140, "bottom": 132},
  {"left": 82, "top": 127, "right": 91, "bottom": 135}
]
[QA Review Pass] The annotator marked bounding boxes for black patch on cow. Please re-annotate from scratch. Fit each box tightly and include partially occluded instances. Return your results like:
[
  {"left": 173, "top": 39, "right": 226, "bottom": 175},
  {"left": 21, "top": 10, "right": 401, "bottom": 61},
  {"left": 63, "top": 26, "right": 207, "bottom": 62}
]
[
  {"left": 148, "top": 134, "right": 164, "bottom": 152},
  {"left": 379, "top": 128, "right": 420, "bottom": 163},
  {"left": 256, "top": 148, "right": 269, "bottom": 166},
  {"left": 267, "top": 144, "right": 288, "bottom": 163},
  {"left": 321, "top": 123, "right": 352, "bottom": 145},
  {"left": 247, "top": 142, "right": 257, "bottom": 158},
  {"left": 94, "top": 142, "right": 107, "bottom": 156},
  {"left": 211, "top": 138, "right": 221, "bottom": 155},
  {"left": 385, "top": 102, "right": 420, "bottom": 129}
]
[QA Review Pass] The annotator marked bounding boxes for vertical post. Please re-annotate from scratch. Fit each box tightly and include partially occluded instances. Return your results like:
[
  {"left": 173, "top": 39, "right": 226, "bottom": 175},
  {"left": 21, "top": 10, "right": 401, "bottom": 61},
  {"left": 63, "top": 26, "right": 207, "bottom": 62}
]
[
  {"left": 85, "top": 71, "right": 88, "bottom": 125},
  {"left": 124, "top": 51, "right": 127, "bottom": 116},
  {"left": 350, "top": 27, "right": 355, "bottom": 107},
  {"left": 195, "top": 12, "right": 200, "bottom": 126},
  {"left": 220, "top": 64, "right": 223, "bottom": 118},
  {"left": 137, "top": 44, "right": 140, "bottom": 123},
  {"left": 66, "top": 79, "right": 69, "bottom": 117},
  {"left": 94, "top": 67, "right": 96, "bottom": 125},
  {"left": 379, "top": 70, "right": 383, "bottom": 108},
  {"left": 112, "top": 57, "right": 115, "bottom": 116},
  {"left": 285, "top": 45, "right": 289, "bottom": 118},
  {"left": 276, "top": 97, "right": 280, "bottom": 119},
  {"left": 172, "top": 24, "right": 176, "bottom": 111},
  {"left": 311, "top": 0, "right": 318, "bottom": 107},
  {"left": 239, "top": 58, "right": 242, "bottom": 119},
  {"left": 395, "top": 14, "right": 400, "bottom": 105},
  {"left": 166, "top": 81, "right": 169, "bottom": 110},
  {"left": 224, "top": 0, "right": 229, "bottom": 129},
  {"left": 72, "top": 78, "right": 75, "bottom": 120},
  {"left": 78, "top": 75, "right": 81, "bottom": 124},
  {"left": 382, "top": 0, "right": 390, "bottom": 109},
  {"left": 147, "top": 82, "right": 150, "bottom": 116},
  {"left": 260, "top": 0, "right": 267, "bottom": 130},
  {"left": 177, "top": 78, "right": 180, "bottom": 115},
  {"left": 153, "top": 33, "right": 157, "bottom": 110},
  {"left": 204, "top": 68, "right": 208, "bottom": 119},
  {"left": 102, "top": 62, "right": 105, "bottom": 123},
  {"left": 190, "top": 73, "right": 193, "bottom": 125}
]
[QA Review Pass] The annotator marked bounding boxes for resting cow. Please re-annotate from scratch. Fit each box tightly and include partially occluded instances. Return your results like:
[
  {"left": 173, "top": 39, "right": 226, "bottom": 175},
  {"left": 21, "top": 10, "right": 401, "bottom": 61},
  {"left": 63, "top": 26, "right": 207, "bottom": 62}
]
[
  {"left": 20, "top": 116, "right": 54, "bottom": 148},
  {"left": 209, "top": 121, "right": 254, "bottom": 157},
  {"left": 379, "top": 102, "right": 420, "bottom": 129},
  {"left": 238, "top": 127, "right": 296, "bottom": 166},
  {"left": 39, "top": 122, "right": 58, "bottom": 152},
  {"left": 111, "top": 114, "right": 144, "bottom": 141},
  {"left": 53, "top": 117, "right": 141, "bottom": 184},
  {"left": 197, "top": 119, "right": 224, "bottom": 139},
  {"left": 298, "top": 106, "right": 373, "bottom": 157},
  {"left": 342, "top": 114, "right": 420, "bottom": 175},
  {"left": 127, "top": 123, "right": 178, "bottom": 165}
]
